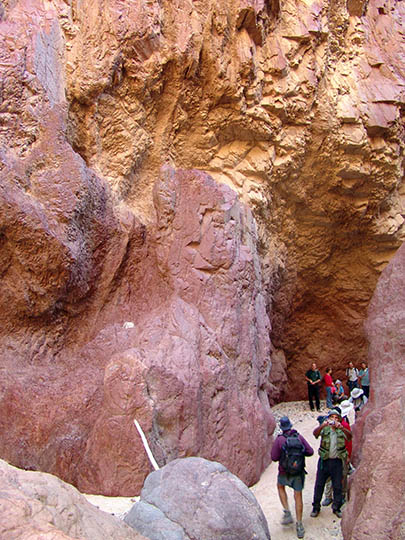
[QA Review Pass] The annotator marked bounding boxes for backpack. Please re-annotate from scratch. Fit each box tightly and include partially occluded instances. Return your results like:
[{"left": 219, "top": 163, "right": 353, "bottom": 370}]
[{"left": 280, "top": 432, "right": 306, "bottom": 475}]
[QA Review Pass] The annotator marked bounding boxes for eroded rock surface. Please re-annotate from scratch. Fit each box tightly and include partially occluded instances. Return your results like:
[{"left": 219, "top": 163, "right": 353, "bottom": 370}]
[
  {"left": 58, "top": 0, "right": 405, "bottom": 397},
  {"left": 0, "top": 150, "right": 274, "bottom": 494},
  {"left": 58, "top": 0, "right": 405, "bottom": 395},
  {"left": 0, "top": 0, "right": 405, "bottom": 496},
  {"left": 342, "top": 242, "right": 405, "bottom": 540},
  {"left": 0, "top": 458, "right": 146, "bottom": 539},
  {"left": 124, "top": 457, "right": 271, "bottom": 540},
  {"left": 76, "top": 168, "right": 274, "bottom": 495}
]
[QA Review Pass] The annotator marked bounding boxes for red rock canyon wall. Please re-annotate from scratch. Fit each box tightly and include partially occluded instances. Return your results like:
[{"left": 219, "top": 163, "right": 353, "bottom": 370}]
[
  {"left": 342, "top": 242, "right": 405, "bottom": 540},
  {"left": 0, "top": 0, "right": 404, "bottom": 496}
]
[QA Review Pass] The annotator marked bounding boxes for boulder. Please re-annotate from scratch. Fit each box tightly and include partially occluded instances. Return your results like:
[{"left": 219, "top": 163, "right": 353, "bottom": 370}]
[
  {"left": 342, "top": 242, "right": 405, "bottom": 539},
  {"left": 124, "top": 457, "right": 271, "bottom": 540},
  {"left": 0, "top": 458, "right": 146, "bottom": 539}
]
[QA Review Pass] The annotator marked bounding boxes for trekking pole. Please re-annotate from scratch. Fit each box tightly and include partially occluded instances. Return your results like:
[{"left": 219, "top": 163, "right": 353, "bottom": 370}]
[{"left": 133, "top": 419, "right": 160, "bottom": 471}]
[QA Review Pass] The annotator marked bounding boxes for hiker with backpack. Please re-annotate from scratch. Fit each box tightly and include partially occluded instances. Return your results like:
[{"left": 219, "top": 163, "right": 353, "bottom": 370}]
[
  {"left": 271, "top": 416, "right": 314, "bottom": 539},
  {"left": 310, "top": 409, "right": 352, "bottom": 519}
]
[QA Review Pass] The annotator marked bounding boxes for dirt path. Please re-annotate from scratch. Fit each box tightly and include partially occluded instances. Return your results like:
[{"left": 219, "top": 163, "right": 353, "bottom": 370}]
[
  {"left": 85, "top": 400, "right": 344, "bottom": 539},
  {"left": 251, "top": 400, "right": 343, "bottom": 539}
]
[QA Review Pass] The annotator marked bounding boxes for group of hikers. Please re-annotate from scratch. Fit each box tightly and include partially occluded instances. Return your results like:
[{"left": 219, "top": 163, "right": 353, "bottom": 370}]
[
  {"left": 305, "top": 361, "right": 369, "bottom": 413},
  {"left": 270, "top": 361, "right": 370, "bottom": 538}
]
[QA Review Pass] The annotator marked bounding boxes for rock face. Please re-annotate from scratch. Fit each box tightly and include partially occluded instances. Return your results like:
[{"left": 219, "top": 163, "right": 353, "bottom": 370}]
[
  {"left": 63, "top": 0, "right": 405, "bottom": 397},
  {"left": 76, "top": 168, "right": 274, "bottom": 495},
  {"left": 342, "top": 242, "right": 405, "bottom": 540},
  {"left": 0, "top": 157, "right": 274, "bottom": 494},
  {"left": 0, "top": 458, "right": 146, "bottom": 539},
  {"left": 124, "top": 457, "right": 271, "bottom": 540},
  {"left": 0, "top": 0, "right": 405, "bottom": 496}
]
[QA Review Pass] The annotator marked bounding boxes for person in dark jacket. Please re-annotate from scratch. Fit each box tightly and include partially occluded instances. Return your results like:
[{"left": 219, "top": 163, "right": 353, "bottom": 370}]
[
  {"left": 305, "top": 363, "right": 322, "bottom": 411},
  {"left": 271, "top": 416, "right": 314, "bottom": 539}
]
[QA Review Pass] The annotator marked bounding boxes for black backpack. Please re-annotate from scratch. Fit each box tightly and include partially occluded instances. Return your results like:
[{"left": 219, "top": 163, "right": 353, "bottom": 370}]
[{"left": 280, "top": 432, "right": 306, "bottom": 475}]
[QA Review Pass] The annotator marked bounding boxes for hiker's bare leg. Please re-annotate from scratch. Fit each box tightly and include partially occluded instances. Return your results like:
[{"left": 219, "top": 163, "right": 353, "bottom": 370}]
[
  {"left": 277, "top": 484, "right": 289, "bottom": 510},
  {"left": 294, "top": 490, "right": 303, "bottom": 522}
]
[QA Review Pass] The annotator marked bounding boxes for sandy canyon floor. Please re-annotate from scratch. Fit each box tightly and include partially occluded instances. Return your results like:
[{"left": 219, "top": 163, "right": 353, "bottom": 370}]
[{"left": 85, "top": 401, "right": 344, "bottom": 539}]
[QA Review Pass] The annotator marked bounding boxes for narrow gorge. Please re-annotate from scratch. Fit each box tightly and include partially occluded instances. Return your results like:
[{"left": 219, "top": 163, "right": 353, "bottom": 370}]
[{"left": 0, "top": 1, "right": 404, "bottom": 538}]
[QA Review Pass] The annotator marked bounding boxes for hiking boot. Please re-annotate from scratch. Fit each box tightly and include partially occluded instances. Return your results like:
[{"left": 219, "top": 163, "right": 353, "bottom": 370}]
[
  {"left": 333, "top": 509, "right": 342, "bottom": 518},
  {"left": 281, "top": 509, "right": 294, "bottom": 525},
  {"left": 310, "top": 509, "right": 320, "bottom": 518},
  {"left": 296, "top": 521, "right": 305, "bottom": 538},
  {"left": 322, "top": 497, "right": 333, "bottom": 506}
]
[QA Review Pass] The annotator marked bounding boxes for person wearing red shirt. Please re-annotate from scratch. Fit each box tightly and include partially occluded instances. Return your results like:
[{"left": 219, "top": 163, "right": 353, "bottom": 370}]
[{"left": 323, "top": 367, "right": 335, "bottom": 409}]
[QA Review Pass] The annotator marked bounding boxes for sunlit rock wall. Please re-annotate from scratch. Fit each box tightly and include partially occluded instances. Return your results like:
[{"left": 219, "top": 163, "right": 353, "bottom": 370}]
[{"left": 61, "top": 0, "right": 405, "bottom": 397}]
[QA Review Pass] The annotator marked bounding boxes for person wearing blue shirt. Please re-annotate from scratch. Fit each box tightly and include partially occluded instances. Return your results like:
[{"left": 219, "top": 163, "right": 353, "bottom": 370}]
[{"left": 358, "top": 362, "right": 369, "bottom": 398}]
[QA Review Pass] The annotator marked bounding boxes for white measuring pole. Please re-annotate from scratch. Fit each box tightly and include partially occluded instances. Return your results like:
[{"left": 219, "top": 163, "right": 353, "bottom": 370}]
[{"left": 133, "top": 419, "right": 160, "bottom": 471}]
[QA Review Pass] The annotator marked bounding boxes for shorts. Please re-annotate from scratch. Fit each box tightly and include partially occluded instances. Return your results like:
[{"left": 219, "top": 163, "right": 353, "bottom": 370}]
[{"left": 277, "top": 472, "right": 305, "bottom": 491}]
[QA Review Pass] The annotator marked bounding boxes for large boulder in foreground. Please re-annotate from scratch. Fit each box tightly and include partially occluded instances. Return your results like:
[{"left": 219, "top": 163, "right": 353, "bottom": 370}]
[
  {"left": 0, "top": 459, "right": 146, "bottom": 539},
  {"left": 342, "top": 242, "right": 405, "bottom": 540},
  {"left": 124, "top": 457, "right": 271, "bottom": 540}
]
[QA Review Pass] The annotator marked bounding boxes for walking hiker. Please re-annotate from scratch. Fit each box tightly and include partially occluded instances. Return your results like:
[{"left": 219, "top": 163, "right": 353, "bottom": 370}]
[
  {"left": 305, "top": 363, "right": 321, "bottom": 411},
  {"left": 271, "top": 416, "right": 314, "bottom": 538},
  {"left": 310, "top": 409, "right": 352, "bottom": 519},
  {"left": 345, "top": 361, "right": 359, "bottom": 393}
]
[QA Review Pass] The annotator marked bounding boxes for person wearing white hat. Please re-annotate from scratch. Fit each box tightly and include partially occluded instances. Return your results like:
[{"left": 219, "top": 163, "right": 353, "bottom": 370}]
[
  {"left": 339, "top": 399, "right": 355, "bottom": 425},
  {"left": 349, "top": 387, "right": 368, "bottom": 417},
  {"left": 332, "top": 380, "right": 346, "bottom": 405}
]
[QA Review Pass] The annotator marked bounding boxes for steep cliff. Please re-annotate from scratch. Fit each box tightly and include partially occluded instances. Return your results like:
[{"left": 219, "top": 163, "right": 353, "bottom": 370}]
[
  {"left": 0, "top": 0, "right": 404, "bottom": 495},
  {"left": 62, "top": 0, "right": 405, "bottom": 397},
  {"left": 342, "top": 241, "right": 405, "bottom": 540}
]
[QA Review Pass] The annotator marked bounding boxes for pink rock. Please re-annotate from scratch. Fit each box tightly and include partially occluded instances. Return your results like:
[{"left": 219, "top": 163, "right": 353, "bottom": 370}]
[
  {"left": 0, "top": 160, "right": 274, "bottom": 495},
  {"left": 342, "top": 242, "right": 405, "bottom": 539},
  {"left": 364, "top": 102, "right": 398, "bottom": 136},
  {"left": 1, "top": 4, "right": 274, "bottom": 493},
  {"left": 0, "top": 459, "right": 146, "bottom": 539}
]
